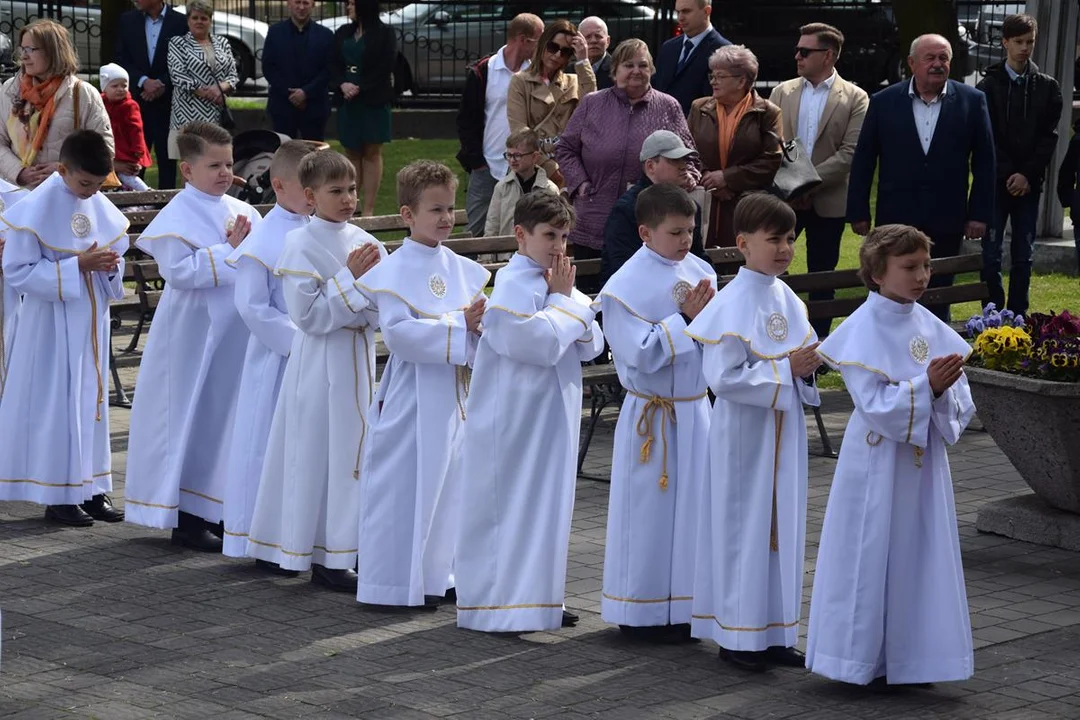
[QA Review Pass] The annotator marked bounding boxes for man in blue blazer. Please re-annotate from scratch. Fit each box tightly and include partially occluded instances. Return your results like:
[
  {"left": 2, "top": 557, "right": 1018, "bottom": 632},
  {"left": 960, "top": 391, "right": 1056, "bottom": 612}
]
[
  {"left": 847, "top": 34, "right": 995, "bottom": 321},
  {"left": 652, "top": 0, "right": 730, "bottom": 115},
  {"left": 115, "top": 0, "right": 189, "bottom": 189},
  {"left": 262, "top": 0, "right": 335, "bottom": 140}
]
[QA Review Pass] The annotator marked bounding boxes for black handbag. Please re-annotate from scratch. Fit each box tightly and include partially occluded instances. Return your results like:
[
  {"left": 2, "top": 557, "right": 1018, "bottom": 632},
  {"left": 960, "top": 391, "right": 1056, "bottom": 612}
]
[{"left": 767, "top": 132, "right": 821, "bottom": 201}]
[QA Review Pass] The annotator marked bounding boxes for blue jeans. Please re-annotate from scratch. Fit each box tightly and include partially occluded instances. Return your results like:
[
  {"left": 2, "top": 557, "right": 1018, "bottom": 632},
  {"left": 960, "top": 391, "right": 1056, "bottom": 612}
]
[{"left": 982, "top": 188, "right": 1041, "bottom": 316}]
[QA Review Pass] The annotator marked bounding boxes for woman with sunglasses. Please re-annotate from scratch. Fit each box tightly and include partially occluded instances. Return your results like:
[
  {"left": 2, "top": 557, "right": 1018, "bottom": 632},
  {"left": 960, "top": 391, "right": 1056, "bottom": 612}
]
[
  {"left": 688, "top": 44, "right": 782, "bottom": 248},
  {"left": 506, "top": 19, "right": 595, "bottom": 188},
  {"left": 0, "top": 19, "right": 113, "bottom": 188}
]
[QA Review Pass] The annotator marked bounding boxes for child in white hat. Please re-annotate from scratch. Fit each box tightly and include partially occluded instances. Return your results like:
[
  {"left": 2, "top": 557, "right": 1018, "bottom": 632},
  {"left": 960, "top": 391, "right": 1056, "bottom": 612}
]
[{"left": 99, "top": 63, "right": 153, "bottom": 191}]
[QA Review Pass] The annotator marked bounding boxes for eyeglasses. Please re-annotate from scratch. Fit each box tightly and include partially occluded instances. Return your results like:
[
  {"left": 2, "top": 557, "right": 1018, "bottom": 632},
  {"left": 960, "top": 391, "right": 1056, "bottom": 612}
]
[
  {"left": 795, "top": 47, "right": 829, "bottom": 58},
  {"left": 708, "top": 72, "right": 738, "bottom": 82},
  {"left": 546, "top": 41, "right": 574, "bottom": 60},
  {"left": 503, "top": 151, "right": 536, "bottom": 161},
  {"left": 18, "top": 46, "right": 40, "bottom": 56}
]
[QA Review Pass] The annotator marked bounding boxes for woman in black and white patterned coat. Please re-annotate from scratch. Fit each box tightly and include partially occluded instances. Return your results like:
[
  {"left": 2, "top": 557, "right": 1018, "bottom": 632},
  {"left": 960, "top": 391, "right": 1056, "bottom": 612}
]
[{"left": 165, "top": 0, "right": 238, "bottom": 162}]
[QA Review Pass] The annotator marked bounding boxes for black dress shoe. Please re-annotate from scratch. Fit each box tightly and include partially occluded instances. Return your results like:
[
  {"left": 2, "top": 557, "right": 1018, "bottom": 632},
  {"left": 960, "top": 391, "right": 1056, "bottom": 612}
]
[
  {"left": 718, "top": 648, "right": 767, "bottom": 673},
  {"left": 80, "top": 494, "right": 124, "bottom": 522},
  {"left": 443, "top": 587, "right": 457, "bottom": 603},
  {"left": 764, "top": 645, "right": 806, "bottom": 668},
  {"left": 311, "top": 565, "right": 358, "bottom": 592},
  {"left": 421, "top": 595, "right": 443, "bottom": 610},
  {"left": 619, "top": 625, "right": 691, "bottom": 644},
  {"left": 562, "top": 610, "right": 579, "bottom": 627},
  {"left": 170, "top": 526, "right": 223, "bottom": 552},
  {"left": 44, "top": 504, "right": 94, "bottom": 527},
  {"left": 255, "top": 559, "right": 299, "bottom": 577}
]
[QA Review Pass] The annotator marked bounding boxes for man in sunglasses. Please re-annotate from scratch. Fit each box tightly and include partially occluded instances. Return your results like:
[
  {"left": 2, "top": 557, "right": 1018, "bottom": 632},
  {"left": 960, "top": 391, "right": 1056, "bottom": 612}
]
[
  {"left": 652, "top": 0, "right": 730, "bottom": 116},
  {"left": 768, "top": 23, "right": 868, "bottom": 341}
]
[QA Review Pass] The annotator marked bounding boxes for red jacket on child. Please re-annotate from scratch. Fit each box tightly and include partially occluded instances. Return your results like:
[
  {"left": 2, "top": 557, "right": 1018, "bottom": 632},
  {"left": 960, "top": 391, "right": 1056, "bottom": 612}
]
[{"left": 102, "top": 92, "right": 152, "bottom": 168}]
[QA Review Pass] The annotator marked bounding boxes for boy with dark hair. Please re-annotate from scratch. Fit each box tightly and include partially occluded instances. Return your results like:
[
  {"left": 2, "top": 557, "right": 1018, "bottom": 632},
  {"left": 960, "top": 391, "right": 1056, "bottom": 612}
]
[
  {"left": 125, "top": 121, "right": 263, "bottom": 550},
  {"left": 456, "top": 191, "right": 604, "bottom": 632},
  {"left": 687, "top": 192, "right": 821, "bottom": 672},
  {"left": 248, "top": 149, "right": 386, "bottom": 590},
  {"left": 977, "top": 13, "right": 1063, "bottom": 316},
  {"left": 1056, "top": 118, "right": 1080, "bottom": 272},
  {"left": 807, "top": 224, "right": 974, "bottom": 686},
  {"left": 0, "top": 130, "right": 128, "bottom": 525},
  {"left": 598, "top": 183, "right": 715, "bottom": 643},
  {"left": 484, "top": 127, "right": 559, "bottom": 237},
  {"left": 356, "top": 160, "right": 489, "bottom": 610}
]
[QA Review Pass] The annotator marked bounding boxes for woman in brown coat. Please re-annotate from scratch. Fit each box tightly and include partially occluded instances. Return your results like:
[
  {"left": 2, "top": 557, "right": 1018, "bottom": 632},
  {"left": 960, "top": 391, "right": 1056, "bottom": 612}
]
[
  {"left": 506, "top": 19, "right": 596, "bottom": 187},
  {"left": 689, "top": 45, "right": 782, "bottom": 248}
]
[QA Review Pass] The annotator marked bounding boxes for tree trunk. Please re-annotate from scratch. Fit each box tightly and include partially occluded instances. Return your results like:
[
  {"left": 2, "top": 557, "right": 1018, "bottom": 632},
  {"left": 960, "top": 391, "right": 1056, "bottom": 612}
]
[
  {"left": 892, "top": 0, "right": 968, "bottom": 81},
  {"left": 99, "top": 0, "right": 129, "bottom": 70}
]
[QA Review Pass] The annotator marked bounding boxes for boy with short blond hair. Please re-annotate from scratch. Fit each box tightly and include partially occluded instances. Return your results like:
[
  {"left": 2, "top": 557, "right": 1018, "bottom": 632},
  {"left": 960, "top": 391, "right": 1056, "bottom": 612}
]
[
  {"left": 806, "top": 224, "right": 975, "bottom": 686},
  {"left": 484, "top": 128, "right": 558, "bottom": 237},
  {"left": 220, "top": 139, "right": 326, "bottom": 564},
  {"left": 456, "top": 192, "right": 604, "bottom": 632},
  {"left": 598, "top": 183, "right": 715, "bottom": 643},
  {"left": 247, "top": 149, "right": 386, "bottom": 590},
  {"left": 356, "top": 160, "right": 489, "bottom": 610},
  {"left": 0, "top": 130, "right": 128, "bottom": 526},
  {"left": 125, "top": 121, "right": 262, "bottom": 551},
  {"left": 687, "top": 192, "right": 821, "bottom": 672}
]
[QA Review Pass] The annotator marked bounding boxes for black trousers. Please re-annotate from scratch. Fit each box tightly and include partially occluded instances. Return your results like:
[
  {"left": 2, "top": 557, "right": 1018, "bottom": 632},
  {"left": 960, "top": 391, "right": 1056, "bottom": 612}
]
[
  {"left": 270, "top": 108, "right": 329, "bottom": 141},
  {"left": 139, "top": 99, "right": 176, "bottom": 190},
  {"left": 921, "top": 231, "right": 963, "bottom": 322},
  {"left": 794, "top": 209, "right": 846, "bottom": 338}
]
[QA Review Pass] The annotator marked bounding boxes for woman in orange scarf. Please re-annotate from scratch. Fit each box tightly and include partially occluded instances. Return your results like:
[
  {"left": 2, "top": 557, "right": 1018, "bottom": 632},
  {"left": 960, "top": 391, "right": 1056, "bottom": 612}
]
[
  {"left": 0, "top": 19, "right": 114, "bottom": 188},
  {"left": 688, "top": 45, "right": 782, "bottom": 248}
]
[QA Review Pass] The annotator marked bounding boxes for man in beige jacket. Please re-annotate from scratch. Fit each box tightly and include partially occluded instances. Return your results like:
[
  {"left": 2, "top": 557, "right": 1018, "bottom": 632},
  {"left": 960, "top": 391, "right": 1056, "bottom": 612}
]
[{"left": 768, "top": 22, "right": 867, "bottom": 339}]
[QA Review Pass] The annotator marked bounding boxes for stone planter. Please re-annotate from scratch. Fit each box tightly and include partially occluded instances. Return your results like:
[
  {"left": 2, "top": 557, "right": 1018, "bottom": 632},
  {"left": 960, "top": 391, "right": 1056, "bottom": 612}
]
[{"left": 966, "top": 366, "right": 1080, "bottom": 512}]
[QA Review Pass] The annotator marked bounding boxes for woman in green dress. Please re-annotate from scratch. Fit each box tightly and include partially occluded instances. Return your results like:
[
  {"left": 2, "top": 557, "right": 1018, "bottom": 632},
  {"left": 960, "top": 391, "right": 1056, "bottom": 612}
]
[{"left": 331, "top": 0, "right": 397, "bottom": 216}]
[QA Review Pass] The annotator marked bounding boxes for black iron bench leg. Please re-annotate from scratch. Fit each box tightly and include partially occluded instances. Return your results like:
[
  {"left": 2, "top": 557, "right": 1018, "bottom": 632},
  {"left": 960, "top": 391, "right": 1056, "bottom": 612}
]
[
  {"left": 124, "top": 311, "right": 147, "bottom": 353},
  {"left": 810, "top": 405, "right": 837, "bottom": 459},
  {"left": 109, "top": 347, "right": 131, "bottom": 408},
  {"left": 578, "top": 388, "right": 607, "bottom": 477}
]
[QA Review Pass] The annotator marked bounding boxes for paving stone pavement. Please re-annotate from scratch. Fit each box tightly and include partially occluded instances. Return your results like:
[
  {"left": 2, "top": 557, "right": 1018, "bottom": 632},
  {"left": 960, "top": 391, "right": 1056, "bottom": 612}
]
[{"left": 4, "top": 341, "right": 1080, "bottom": 718}]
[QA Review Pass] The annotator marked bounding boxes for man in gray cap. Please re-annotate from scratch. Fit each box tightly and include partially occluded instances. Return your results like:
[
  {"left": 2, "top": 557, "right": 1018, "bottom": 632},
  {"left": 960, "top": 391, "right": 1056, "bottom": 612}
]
[{"left": 600, "top": 130, "right": 707, "bottom": 284}]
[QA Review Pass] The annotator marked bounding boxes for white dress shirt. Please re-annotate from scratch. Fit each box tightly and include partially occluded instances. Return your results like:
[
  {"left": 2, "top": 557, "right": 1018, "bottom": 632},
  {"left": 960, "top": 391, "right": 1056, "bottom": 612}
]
[
  {"left": 139, "top": 5, "right": 169, "bottom": 88},
  {"left": 677, "top": 28, "right": 710, "bottom": 67},
  {"left": 796, "top": 71, "right": 836, "bottom": 157},
  {"left": 909, "top": 79, "right": 947, "bottom": 155},
  {"left": 482, "top": 47, "right": 530, "bottom": 180}
]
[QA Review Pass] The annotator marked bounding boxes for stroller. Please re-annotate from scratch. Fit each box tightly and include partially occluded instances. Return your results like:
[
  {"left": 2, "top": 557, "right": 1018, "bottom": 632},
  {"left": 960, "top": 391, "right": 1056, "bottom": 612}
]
[{"left": 227, "top": 129, "right": 291, "bottom": 205}]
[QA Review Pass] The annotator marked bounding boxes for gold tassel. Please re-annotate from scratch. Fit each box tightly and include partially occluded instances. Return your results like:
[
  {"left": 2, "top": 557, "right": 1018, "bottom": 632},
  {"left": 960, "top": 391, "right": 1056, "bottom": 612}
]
[
  {"left": 659, "top": 473, "right": 668, "bottom": 492},
  {"left": 639, "top": 437, "right": 652, "bottom": 464}
]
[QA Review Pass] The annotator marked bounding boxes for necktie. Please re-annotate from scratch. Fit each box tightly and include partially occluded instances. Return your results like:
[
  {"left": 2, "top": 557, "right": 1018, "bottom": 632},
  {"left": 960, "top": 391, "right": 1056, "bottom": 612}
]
[{"left": 677, "top": 37, "right": 693, "bottom": 71}]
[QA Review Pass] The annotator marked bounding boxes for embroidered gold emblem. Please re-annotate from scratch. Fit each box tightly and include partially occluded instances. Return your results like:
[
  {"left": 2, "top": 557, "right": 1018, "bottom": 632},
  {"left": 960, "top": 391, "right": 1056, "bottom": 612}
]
[
  {"left": 909, "top": 335, "right": 930, "bottom": 364},
  {"left": 765, "top": 312, "right": 788, "bottom": 342},
  {"left": 672, "top": 280, "right": 692, "bottom": 307},
  {"left": 71, "top": 213, "right": 92, "bottom": 238},
  {"left": 428, "top": 273, "right": 447, "bottom": 299}
]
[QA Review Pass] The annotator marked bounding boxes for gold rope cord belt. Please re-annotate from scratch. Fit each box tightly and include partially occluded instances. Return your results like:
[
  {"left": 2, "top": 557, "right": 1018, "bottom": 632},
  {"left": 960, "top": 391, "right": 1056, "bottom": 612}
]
[
  {"left": 84, "top": 272, "right": 104, "bottom": 421},
  {"left": 455, "top": 365, "right": 471, "bottom": 422},
  {"left": 627, "top": 390, "right": 708, "bottom": 491}
]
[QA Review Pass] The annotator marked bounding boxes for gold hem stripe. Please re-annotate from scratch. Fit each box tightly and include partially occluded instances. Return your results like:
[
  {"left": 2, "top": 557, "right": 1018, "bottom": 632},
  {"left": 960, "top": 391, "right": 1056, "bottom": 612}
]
[
  {"left": 691, "top": 614, "right": 799, "bottom": 632},
  {"left": 205, "top": 247, "right": 220, "bottom": 287},
  {"left": 457, "top": 602, "right": 563, "bottom": 611},
  {"left": 247, "top": 537, "right": 358, "bottom": 556},
  {"left": 487, "top": 305, "right": 533, "bottom": 319},
  {"left": 179, "top": 488, "right": 223, "bottom": 504},
  {"left": 332, "top": 275, "right": 357, "bottom": 313},
  {"left": 0, "top": 477, "right": 86, "bottom": 488},
  {"left": 275, "top": 268, "right": 322, "bottom": 280},
  {"left": 602, "top": 592, "right": 693, "bottom": 604},
  {"left": 550, "top": 304, "right": 589, "bottom": 332},
  {"left": 124, "top": 498, "right": 180, "bottom": 509},
  {"left": 230, "top": 253, "right": 272, "bottom": 271}
]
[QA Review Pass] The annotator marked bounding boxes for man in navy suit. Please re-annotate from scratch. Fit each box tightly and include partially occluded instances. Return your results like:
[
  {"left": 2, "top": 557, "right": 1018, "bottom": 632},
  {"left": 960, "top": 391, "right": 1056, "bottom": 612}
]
[
  {"left": 652, "top": 0, "right": 730, "bottom": 115},
  {"left": 847, "top": 34, "right": 995, "bottom": 321},
  {"left": 262, "top": 0, "right": 335, "bottom": 140},
  {"left": 115, "top": 0, "right": 189, "bottom": 189}
]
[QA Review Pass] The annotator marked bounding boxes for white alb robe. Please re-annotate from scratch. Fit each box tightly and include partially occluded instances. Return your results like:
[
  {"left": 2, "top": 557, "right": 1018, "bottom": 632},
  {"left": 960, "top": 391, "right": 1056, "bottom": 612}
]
[
  {"left": 806, "top": 291, "right": 975, "bottom": 685},
  {"left": 125, "top": 186, "right": 262, "bottom": 528},
  {"left": 456, "top": 253, "right": 604, "bottom": 632},
  {"left": 686, "top": 267, "right": 820, "bottom": 651},
  {"left": 356, "top": 239, "right": 489, "bottom": 606},
  {"left": 597, "top": 246, "right": 715, "bottom": 627},
  {"left": 219, "top": 205, "right": 308, "bottom": 557},
  {"left": 0, "top": 179, "right": 30, "bottom": 384},
  {"left": 0, "top": 172, "right": 129, "bottom": 504},
  {"left": 247, "top": 217, "right": 386, "bottom": 571}
]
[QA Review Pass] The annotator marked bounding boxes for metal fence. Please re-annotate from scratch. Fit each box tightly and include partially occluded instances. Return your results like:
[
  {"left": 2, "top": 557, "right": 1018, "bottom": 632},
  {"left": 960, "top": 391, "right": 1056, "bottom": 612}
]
[{"left": 0, "top": 1, "right": 1047, "bottom": 100}]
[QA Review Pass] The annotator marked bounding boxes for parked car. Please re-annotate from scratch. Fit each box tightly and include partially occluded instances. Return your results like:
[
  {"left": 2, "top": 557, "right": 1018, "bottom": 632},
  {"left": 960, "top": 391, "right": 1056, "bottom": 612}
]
[
  {"left": 321, "top": 0, "right": 675, "bottom": 95},
  {"left": 0, "top": 1, "right": 268, "bottom": 87}
]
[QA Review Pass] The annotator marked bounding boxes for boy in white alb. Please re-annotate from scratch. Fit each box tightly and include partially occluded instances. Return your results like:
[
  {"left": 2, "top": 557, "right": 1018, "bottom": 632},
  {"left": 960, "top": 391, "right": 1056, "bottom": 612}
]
[
  {"left": 0, "top": 176, "right": 29, "bottom": 381},
  {"left": 806, "top": 225, "right": 974, "bottom": 687},
  {"left": 686, "top": 193, "right": 822, "bottom": 672},
  {"left": 221, "top": 140, "right": 325, "bottom": 563},
  {"left": 247, "top": 151, "right": 386, "bottom": 590},
  {"left": 456, "top": 192, "right": 604, "bottom": 632},
  {"left": 0, "top": 130, "right": 128, "bottom": 525},
  {"left": 356, "top": 160, "right": 489, "bottom": 610},
  {"left": 597, "top": 184, "right": 715, "bottom": 643},
  {"left": 125, "top": 121, "right": 262, "bottom": 551}
]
